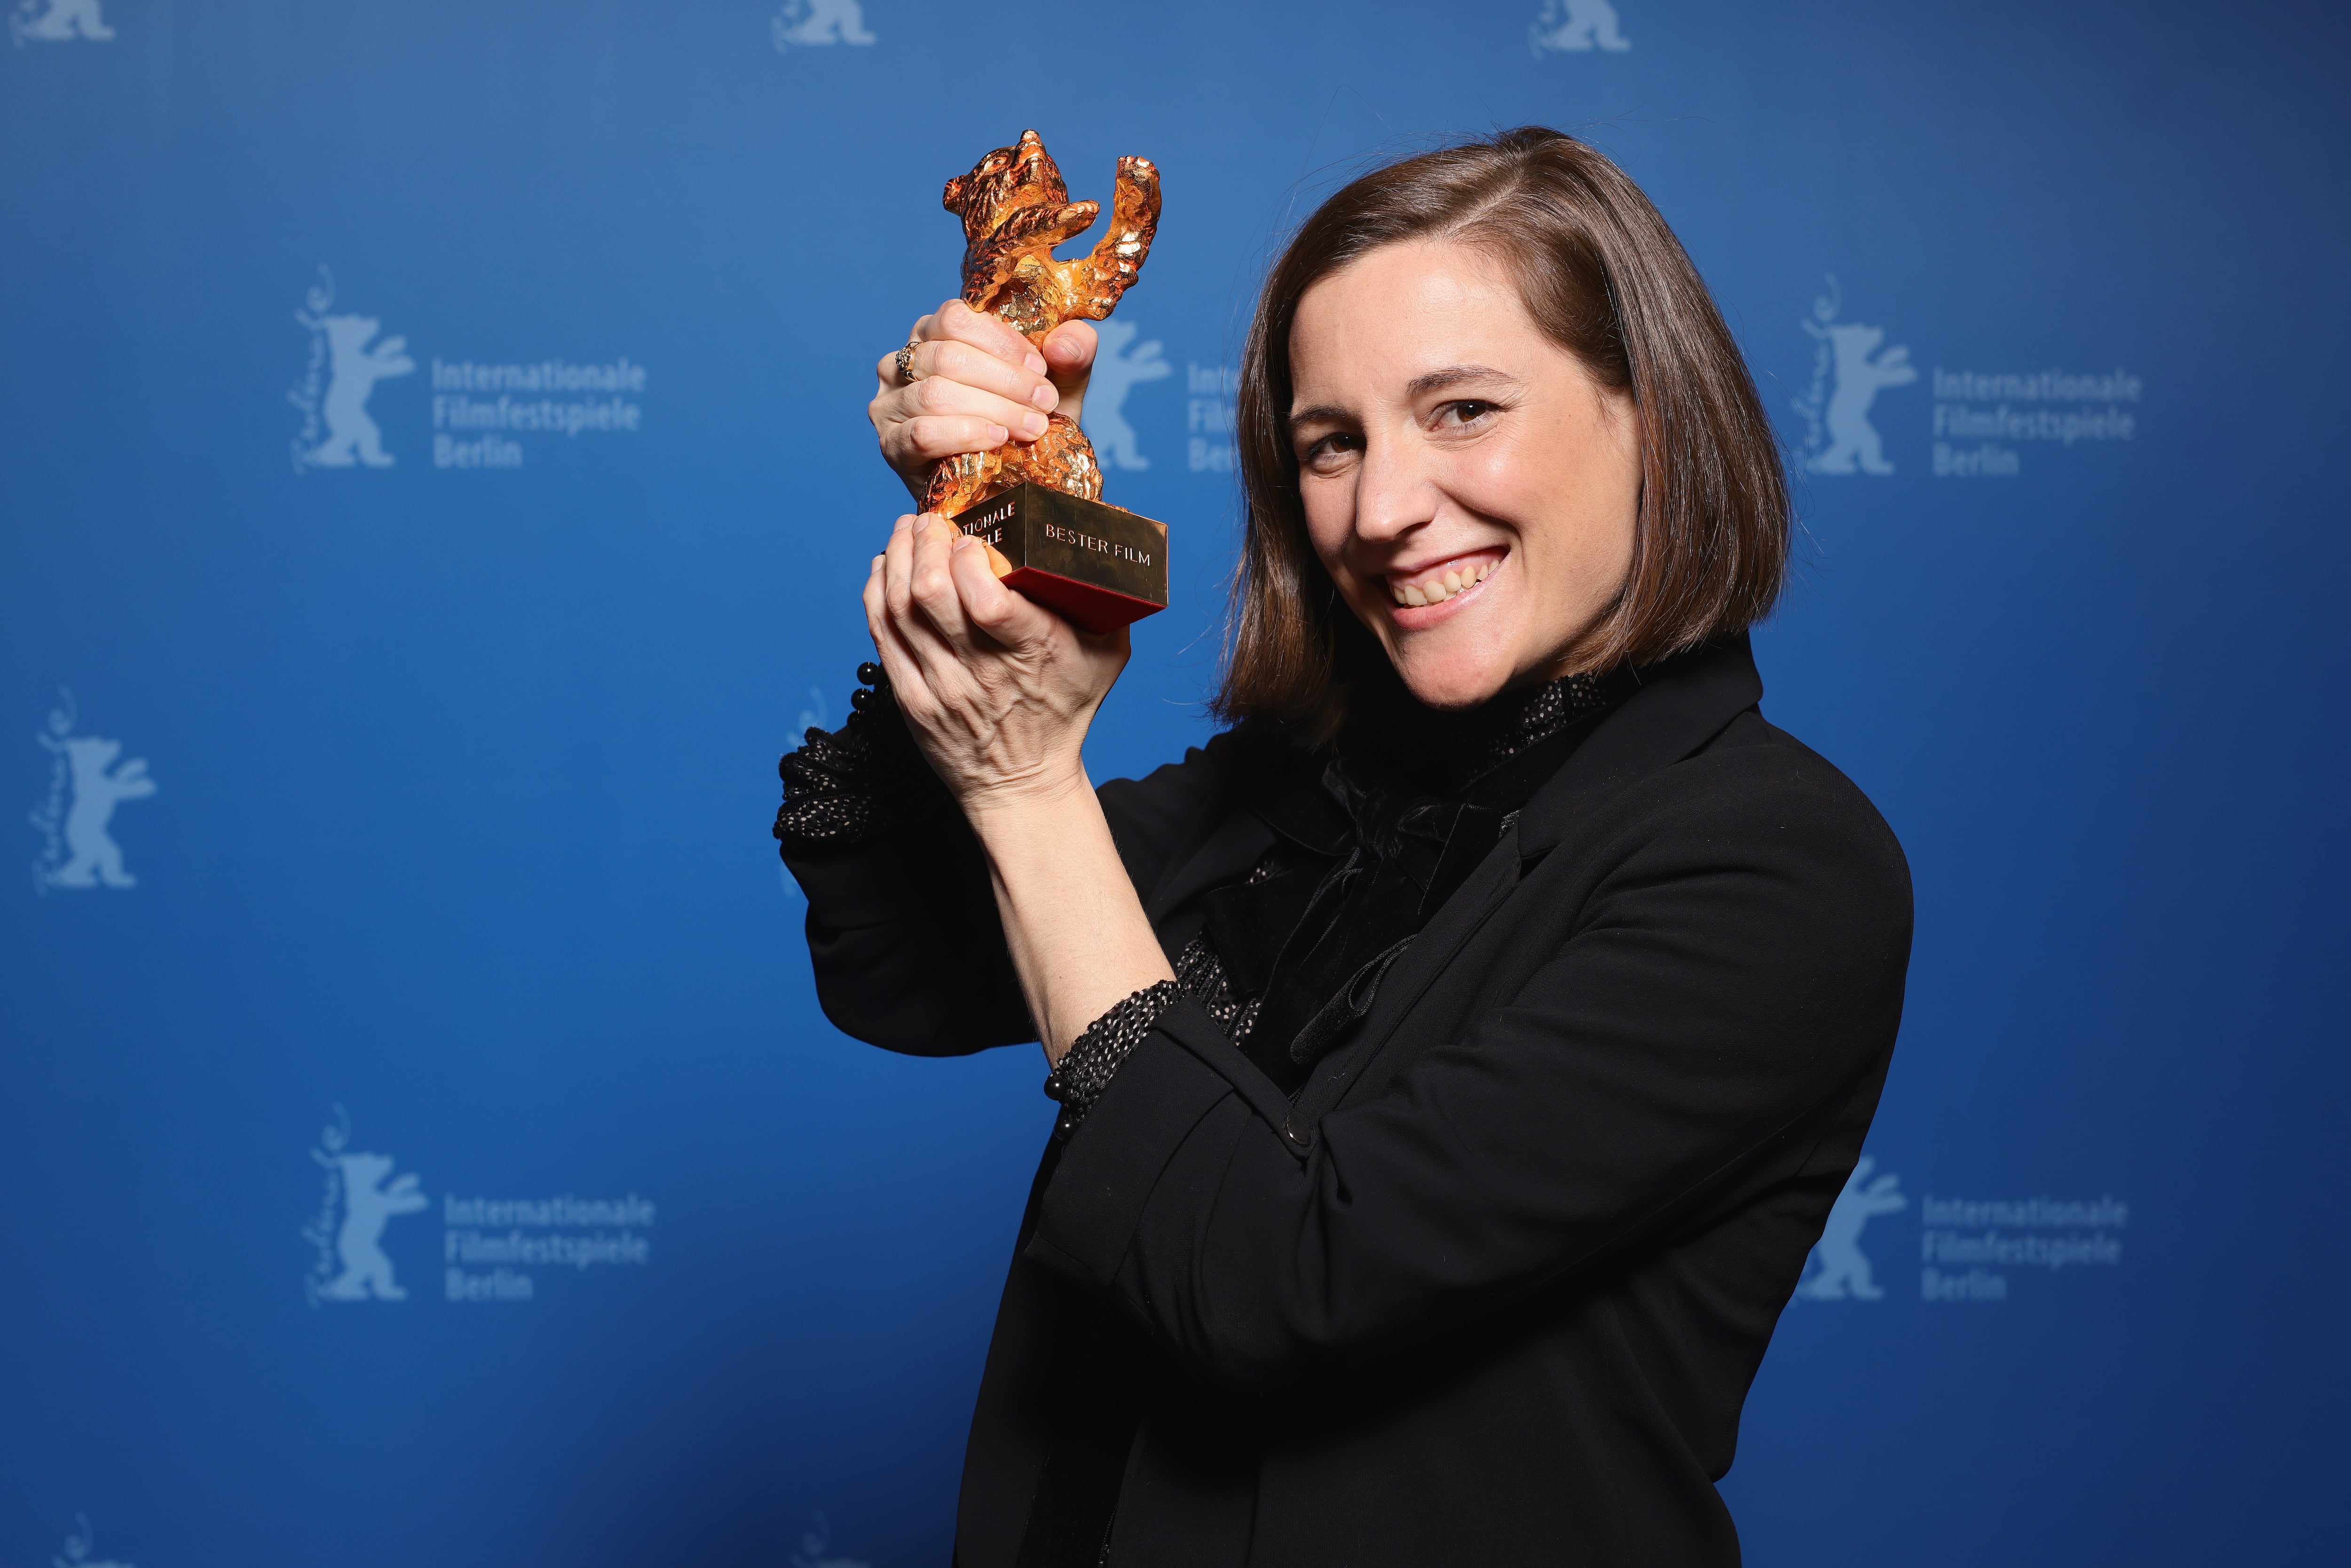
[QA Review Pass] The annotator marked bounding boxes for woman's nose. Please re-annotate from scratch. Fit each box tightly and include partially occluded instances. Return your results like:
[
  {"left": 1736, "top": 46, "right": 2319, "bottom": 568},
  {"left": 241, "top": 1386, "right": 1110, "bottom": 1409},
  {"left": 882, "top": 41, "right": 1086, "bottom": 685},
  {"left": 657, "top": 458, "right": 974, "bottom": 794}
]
[{"left": 1351, "top": 433, "right": 1440, "bottom": 545}]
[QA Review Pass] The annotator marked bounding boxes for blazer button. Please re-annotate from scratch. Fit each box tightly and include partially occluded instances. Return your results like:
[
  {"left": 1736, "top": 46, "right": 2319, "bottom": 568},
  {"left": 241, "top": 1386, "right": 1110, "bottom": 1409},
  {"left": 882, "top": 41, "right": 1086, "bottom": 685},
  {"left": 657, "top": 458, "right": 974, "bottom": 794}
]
[{"left": 1282, "top": 1116, "right": 1315, "bottom": 1153}]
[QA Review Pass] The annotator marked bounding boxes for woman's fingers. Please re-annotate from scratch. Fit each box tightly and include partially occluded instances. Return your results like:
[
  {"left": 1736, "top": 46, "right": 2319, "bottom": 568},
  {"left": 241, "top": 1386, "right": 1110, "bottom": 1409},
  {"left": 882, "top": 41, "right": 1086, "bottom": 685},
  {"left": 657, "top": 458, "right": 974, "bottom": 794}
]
[
  {"left": 881, "top": 512, "right": 922, "bottom": 629},
  {"left": 871, "top": 520, "right": 980, "bottom": 728},
  {"left": 896, "top": 363, "right": 1051, "bottom": 441},
  {"left": 924, "top": 299, "right": 1048, "bottom": 376},
  {"left": 863, "top": 546, "right": 931, "bottom": 709},
  {"left": 877, "top": 515, "right": 984, "bottom": 702},
  {"left": 910, "top": 331, "right": 1057, "bottom": 411},
  {"left": 1039, "top": 320, "right": 1098, "bottom": 423},
  {"left": 871, "top": 301, "right": 1054, "bottom": 416},
  {"left": 890, "top": 414, "right": 1011, "bottom": 467},
  {"left": 871, "top": 302, "right": 1063, "bottom": 490},
  {"left": 874, "top": 345, "right": 1055, "bottom": 441},
  {"left": 951, "top": 530, "right": 1053, "bottom": 647},
  {"left": 905, "top": 514, "right": 975, "bottom": 648}
]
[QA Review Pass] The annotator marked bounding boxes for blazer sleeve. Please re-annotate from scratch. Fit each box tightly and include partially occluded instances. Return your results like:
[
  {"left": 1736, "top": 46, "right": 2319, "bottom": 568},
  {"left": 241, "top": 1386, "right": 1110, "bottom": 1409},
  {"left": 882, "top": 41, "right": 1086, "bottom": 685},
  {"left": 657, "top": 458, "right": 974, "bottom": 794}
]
[
  {"left": 1020, "top": 748, "right": 1914, "bottom": 1389},
  {"left": 784, "top": 723, "right": 1260, "bottom": 1056}
]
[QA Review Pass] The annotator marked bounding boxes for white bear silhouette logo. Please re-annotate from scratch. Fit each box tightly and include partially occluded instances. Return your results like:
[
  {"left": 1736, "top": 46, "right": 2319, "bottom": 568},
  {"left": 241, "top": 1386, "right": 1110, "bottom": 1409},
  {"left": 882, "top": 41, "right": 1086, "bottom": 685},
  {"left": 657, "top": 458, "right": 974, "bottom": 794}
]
[
  {"left": 11, "top": 0, "right": 114, "bottom": 46},
  {"left": 1796, "top": 1156, "right": 1906, "bottom": 1301},
  {"left": 31, "top": 693, "right": 156, "bottom": 892},
  {"left": 291, "top": 268, "right": 414, "bottom": 470},
  {"left": 305, "top": 318, "right": 414, "bottom": 467},
  {"left": 1530, "top": 0, "right": 1630, "bottom": 54},
  {"left": 1798, "top": 276, "right": 1916, "bottom": 476},
  {"left": 1081, "top": 320, "right": 1170, "bottom": 473},
  {"left": 51, "top": 1513, "right": 133, "bottom": 1568},
  {"left": 772, "top": 0, "right": 876, "bottom": 49},
  {"left": 305, "top": 1109, "right": 426, "bottom": 1304},
  {"left": 319, "top": 1151, "right": 426, "bottom": 1300}
]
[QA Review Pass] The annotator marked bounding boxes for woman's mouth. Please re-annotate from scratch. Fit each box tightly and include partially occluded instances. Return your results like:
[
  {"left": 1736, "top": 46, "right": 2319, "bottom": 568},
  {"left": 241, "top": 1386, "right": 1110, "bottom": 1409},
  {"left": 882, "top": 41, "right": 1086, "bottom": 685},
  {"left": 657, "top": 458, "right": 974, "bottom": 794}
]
[{"left": 1384, "top": 550, "right": 1506, "bottom": 616}]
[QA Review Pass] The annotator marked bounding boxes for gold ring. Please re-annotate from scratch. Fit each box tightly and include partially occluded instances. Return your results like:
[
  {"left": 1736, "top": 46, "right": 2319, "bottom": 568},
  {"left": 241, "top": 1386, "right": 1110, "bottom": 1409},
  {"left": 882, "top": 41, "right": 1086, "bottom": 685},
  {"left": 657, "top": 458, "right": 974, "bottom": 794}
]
[{"left": 895, "top": 343, "right": 919, "bottom": 385}]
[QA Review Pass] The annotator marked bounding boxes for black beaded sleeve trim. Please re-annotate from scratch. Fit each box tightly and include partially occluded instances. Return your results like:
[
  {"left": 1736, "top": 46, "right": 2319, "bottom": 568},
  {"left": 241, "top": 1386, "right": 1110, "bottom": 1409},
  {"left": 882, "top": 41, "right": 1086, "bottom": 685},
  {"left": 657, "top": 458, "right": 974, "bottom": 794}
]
[
  {"left": 773, "top": 661, "right": 946, "bottom": 853},
  {"left": 1042, "top": 979, "right": 1184, "bottom": 1138}
]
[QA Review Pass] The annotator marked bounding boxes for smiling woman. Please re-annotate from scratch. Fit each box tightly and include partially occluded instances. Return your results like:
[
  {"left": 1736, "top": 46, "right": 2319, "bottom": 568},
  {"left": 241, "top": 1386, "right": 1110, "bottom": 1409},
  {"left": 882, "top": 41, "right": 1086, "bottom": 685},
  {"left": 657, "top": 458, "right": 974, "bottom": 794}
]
[
  {"left": 1227, "top": 130, "right": 1789, "bottom": 735},
  {"left": 1285, "top": 242, "right": 1645, "bottom": 712},
  {"left": 780, "top": 127, "right": 1911, "bottom": 1568}
]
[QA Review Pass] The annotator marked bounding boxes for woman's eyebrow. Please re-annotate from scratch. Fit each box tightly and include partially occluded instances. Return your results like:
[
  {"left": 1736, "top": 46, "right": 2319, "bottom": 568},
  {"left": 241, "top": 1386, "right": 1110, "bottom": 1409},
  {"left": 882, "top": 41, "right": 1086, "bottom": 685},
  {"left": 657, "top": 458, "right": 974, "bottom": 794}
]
[
  {"left": 1404, "top": 363, "right": 1519, "bottom": 398},
  {"left": 1287, "top": 366, "right": 1522, "bottom": 432}
]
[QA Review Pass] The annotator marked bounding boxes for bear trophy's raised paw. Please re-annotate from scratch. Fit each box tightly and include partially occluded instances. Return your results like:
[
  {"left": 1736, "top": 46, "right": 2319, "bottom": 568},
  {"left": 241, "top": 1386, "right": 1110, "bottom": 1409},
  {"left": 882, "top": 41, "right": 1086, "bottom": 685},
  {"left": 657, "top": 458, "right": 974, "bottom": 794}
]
[{"left": 923, "top": 129, "right": 1161, "bottom": 520}]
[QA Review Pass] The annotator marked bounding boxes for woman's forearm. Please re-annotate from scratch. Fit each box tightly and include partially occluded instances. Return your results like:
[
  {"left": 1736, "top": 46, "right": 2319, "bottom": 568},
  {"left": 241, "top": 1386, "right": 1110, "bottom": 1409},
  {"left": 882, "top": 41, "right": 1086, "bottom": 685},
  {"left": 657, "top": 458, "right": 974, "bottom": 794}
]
[{"left": 965, "top": 776, "right": 1176, "bottom": 1065}]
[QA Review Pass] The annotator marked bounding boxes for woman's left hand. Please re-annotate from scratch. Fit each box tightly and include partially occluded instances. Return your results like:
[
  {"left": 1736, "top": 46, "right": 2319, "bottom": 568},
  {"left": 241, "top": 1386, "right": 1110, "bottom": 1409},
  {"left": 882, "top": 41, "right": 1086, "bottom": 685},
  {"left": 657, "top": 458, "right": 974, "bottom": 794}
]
[
  {"left": 864, "top": 511, "right": 1131, "bottom": 815},
  {"left": 864, "top": 510, "right": 1170, "bottom": 1061}
]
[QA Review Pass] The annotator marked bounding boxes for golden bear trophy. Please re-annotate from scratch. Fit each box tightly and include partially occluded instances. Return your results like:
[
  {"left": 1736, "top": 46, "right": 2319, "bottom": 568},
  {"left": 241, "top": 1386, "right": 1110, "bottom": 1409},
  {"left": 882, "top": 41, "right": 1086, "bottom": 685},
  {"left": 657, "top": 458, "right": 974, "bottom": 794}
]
[{"left": 922, "top": 130, "right": 1168, "bottom": 633}]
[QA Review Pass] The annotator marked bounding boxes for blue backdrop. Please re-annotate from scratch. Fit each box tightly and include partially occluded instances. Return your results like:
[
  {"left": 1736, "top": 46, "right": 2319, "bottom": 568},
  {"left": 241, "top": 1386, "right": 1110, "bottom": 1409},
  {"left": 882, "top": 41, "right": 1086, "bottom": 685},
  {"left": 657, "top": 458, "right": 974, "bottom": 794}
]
[{"left": 5, "top": 2, "right": 2346, "bottom": 1564}]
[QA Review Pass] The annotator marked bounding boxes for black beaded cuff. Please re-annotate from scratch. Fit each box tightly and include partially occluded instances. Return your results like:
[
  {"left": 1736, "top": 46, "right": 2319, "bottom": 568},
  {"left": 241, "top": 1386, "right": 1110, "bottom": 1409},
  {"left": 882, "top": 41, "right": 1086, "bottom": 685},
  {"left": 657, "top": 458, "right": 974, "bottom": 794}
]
[
  {"left": 1042, "top": 979, "right": 1184, "bottom": 1138},
  {"left": 773, "top": 661, "right": 945, "bottom": 853}
]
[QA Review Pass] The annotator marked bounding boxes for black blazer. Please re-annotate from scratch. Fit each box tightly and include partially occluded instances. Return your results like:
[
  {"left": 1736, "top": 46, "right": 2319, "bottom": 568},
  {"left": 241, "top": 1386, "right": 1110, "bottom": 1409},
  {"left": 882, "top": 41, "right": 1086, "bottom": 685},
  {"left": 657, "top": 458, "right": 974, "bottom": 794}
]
[{"left": 785, "top": 637, "right": 1914, "bottom": 1568}]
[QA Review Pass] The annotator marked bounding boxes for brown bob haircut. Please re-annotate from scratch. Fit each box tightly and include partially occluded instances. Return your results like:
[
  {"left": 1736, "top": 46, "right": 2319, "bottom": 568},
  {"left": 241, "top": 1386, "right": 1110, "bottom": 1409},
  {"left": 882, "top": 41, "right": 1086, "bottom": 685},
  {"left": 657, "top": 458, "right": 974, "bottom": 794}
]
[{"left": 1217, "top": 126, "right": 1789, "bottom": 741}]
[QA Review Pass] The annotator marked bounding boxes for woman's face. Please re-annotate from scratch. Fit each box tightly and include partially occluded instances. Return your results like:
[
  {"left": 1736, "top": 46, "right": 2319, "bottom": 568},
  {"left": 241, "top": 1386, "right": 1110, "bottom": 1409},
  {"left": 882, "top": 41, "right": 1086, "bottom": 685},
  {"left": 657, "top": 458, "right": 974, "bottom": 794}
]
[{"left": 1288, "top": 240, "right": 1641, "bottom": 709}]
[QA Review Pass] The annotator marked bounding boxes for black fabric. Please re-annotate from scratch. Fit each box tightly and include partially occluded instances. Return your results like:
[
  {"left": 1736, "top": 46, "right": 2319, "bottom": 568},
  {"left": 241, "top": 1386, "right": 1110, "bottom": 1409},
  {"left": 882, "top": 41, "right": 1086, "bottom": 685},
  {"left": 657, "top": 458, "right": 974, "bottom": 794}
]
[
  {"left": 773, "top": 662, "right": 948, "bottom": 854},
  {"left": 780, "top": 637, "right": 1914, "bottom": 1568},
  {"left": 1226, "top": 673, "right": 1621, "bottom": 1094},
  {"left": 1015, "top": 671, "right": 1629, "bottom": 1553},
  {"left": 1041, "top": 979, "right": 1185, "bottom": 1137}
]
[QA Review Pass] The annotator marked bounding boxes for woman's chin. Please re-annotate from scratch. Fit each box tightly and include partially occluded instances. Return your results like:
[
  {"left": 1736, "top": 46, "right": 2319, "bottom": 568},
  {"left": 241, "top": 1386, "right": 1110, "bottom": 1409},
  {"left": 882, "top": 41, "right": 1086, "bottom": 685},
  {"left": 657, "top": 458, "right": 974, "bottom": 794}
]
[{"left": 1392, "top": 653, "right": 1515, "bottom": 712}]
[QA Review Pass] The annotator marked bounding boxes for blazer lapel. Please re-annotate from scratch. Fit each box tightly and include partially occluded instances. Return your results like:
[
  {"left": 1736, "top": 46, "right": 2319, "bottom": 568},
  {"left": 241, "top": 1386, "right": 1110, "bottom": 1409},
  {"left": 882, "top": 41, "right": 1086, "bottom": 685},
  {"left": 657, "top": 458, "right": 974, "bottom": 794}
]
[
  {"left": 1515, "top": 635, "right": 1763, "bottom": 858},
  {"left": 1300, "top": 636, "right": 1767, "bottom": 1118}
]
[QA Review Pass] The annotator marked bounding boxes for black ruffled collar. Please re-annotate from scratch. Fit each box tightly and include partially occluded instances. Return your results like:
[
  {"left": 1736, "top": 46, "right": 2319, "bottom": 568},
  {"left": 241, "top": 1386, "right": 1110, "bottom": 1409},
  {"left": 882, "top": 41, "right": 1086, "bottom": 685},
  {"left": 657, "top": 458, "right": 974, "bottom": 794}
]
[
  {"left": 1333, "top": 663, "right": 1638, "bottom": 799},
  {"left": 1215, "top": 664, "right": 1635, "bottom": 1093}
]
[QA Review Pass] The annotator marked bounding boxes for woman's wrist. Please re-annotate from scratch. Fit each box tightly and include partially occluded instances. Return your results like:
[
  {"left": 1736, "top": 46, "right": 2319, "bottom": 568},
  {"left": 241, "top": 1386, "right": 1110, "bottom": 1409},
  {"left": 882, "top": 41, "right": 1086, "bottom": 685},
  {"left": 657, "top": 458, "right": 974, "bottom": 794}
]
[
  {"left": 956, "top": 763, "right": 1095, "bottom": 836},
  {"left": 958, "top": 763, "right": 1173, "bottom": 1062}
]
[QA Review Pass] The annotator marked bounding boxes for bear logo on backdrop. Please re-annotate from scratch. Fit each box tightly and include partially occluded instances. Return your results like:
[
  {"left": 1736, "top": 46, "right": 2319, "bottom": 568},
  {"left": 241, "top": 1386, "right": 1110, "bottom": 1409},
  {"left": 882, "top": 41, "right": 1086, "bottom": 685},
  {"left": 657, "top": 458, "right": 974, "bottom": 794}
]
[
  {"left": 301, "top": 1104, "right": 662, "bottom": 1308},
  {"left": 1529, "top": 0, "right": 1630, "bottom": 55},
  {"left": 1795, "top": 1155, "right": 1907, "bottom": 1301},
  {"left": 1785, "top": 1154, "right": 2134, "bottom": 1305},
  {"left": 49, "top": 1514, "right": 133, "bottom": 1568},
  {"left": 289, "top": 265, "right": 414, "bottom": 473},
  {"left": 285, "top": 262, "right": 653, "bottom": 474},
  {"left": 1081, "top": 320, "right": 1170, "bottom": 472},
  {"left": 1795, "top": 275, "right": 1916, "bottom": 476},
  {"left": 303, "top": 1105, "right": 427, "bottom": 1306},
  {"left": 29, "top": 688, "right": 157, "bottom": 896},
  {"left": 772, "top": 0, "right": 875, "bottom": 50},
  {"left": 9, "top": 0, "right": 112, "bottom": 46}
]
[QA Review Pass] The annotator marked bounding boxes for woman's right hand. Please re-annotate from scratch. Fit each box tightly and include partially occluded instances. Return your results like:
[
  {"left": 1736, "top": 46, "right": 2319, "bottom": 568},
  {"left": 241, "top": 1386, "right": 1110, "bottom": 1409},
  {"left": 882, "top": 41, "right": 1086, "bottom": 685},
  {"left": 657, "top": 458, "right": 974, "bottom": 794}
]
[{"left": 869, "top": 300, "right": 1099, "bottom": 499}]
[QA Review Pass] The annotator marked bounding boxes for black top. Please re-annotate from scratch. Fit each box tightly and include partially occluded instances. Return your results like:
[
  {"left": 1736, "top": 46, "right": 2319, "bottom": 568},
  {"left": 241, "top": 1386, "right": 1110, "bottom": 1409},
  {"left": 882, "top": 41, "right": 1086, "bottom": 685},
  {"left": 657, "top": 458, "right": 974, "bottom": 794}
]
[
  {"left": 1030, "top": 662, "right": 1632, "bottom": 1145},
  {"left": 778, "top": 636, "right": 1914, "bottom": 1568}
]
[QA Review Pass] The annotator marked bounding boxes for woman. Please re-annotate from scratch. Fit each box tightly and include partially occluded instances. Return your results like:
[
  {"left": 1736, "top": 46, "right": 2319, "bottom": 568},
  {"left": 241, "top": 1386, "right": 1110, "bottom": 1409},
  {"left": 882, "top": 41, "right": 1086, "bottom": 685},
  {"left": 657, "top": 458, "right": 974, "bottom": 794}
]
[{"left": 779, "top": 128, "right": 1911, "bottom": 1567}]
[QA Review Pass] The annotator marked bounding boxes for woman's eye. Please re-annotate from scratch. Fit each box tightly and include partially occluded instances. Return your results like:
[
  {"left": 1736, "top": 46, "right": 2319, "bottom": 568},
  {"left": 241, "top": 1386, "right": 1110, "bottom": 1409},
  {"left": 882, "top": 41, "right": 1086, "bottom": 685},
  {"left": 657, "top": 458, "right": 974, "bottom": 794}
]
[
  {"left": 1302, "top": 432, "right": 1362, "bottom": 469},
  {"left": 1438, "top": 400, "right": 1497, "bottom": 428}
]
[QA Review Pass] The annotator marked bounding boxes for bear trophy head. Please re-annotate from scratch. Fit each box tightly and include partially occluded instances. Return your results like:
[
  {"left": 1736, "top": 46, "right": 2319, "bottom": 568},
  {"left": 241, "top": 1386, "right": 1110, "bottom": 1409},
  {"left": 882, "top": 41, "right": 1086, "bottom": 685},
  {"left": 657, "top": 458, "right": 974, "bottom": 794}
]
[
  {"left": 941, "top": 128, "right": 1079, "bottom": 250},
  {"left": 920, "top": 130, "right": 1161, "bottom": 518},
  {"left": 936, "top": 128, "right": 1159, "bottom": 345}
]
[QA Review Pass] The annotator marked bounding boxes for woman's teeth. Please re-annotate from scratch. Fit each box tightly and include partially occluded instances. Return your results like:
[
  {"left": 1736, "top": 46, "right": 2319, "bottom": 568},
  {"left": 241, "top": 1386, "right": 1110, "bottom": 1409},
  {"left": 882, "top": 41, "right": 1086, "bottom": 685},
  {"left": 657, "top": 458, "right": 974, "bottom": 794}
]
[{"left": 1389, "top": 557, "right": 1495, "bottom": 607}]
